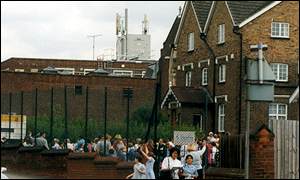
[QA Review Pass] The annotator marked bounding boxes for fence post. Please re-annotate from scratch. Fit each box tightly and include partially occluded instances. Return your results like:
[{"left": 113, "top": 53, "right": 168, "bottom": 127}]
[
  {"left": 34, "top": 88, "right": 38, "bottom": 145},
  {"left": 85, "top": 86, "right": 89, "bottom": 139},
  {"left": 64, "top": 86, "right": 68, "bottom": 141},
  {"left": 126, "top": 90, "right": 130, "bottom": 161},
  {"left": 245, "top": 100, "right": 250, "bottom": 179},
  {"left": 50, "top": 87, "right": 54, "bottom": 142},
  {"left": 20, "top": 91, "right": 24, "bottom": 141},
  {"left": 104, "top": 87, "right": 107, "bottom": 156},
  {"left": 8, "top": 92, "right": 12, "bottom": 140},
  {"left": 123, "top": 87, "right": 133, "bottom": 161}
]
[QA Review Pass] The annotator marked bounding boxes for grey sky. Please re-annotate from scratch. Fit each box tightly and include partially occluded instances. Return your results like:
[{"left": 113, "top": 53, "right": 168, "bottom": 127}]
[{"left": 1, "top": 1, "right": 184, "bottom": 62}]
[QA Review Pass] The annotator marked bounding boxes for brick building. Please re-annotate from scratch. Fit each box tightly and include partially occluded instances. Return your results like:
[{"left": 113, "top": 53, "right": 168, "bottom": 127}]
[
  {"left": 1, "top": 57, "right": 157, "bottom": 78},
  {"left": 1, "top": 58, "right": 157, "bottom": 128},
  {"left": 159, "top": 1, "right": 299, "bottom": 135}
]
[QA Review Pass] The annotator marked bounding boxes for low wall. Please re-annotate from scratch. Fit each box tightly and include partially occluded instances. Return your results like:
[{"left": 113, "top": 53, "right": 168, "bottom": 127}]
[
  {"left": 1, "top": 145, "right": 134, "bottom": 179},
  {"left": 1, "top": 145, "right": 68, "bottom": 178},
  {"left": 67, "top": 153, "right": 134, "bottom": 179},
  {"left": 205, "top": 167, "right": 245, "bottom": 179}
]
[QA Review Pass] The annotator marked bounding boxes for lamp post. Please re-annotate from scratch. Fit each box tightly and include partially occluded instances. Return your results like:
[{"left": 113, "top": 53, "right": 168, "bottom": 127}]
[{"left": 87, "top": 34, "right": 102, "bottom": 60}]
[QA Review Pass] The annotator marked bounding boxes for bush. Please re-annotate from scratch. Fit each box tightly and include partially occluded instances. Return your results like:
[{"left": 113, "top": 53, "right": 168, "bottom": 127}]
[{"left": 26, "top": 106, "right": 204, "bottom": 144}]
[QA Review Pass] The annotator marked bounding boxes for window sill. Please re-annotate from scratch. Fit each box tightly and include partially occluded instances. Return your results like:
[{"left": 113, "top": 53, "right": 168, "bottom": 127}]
[
  {"left": 218, "top": 81, "right": 226, "bottom": 84},
  {"left": 270, "top": 36, "right": 290, "bottom": 40},
  {"left": 217, "top": 42, "right": 225, "bottom": 45},
  {"left": 187, "top": 49, "right": 195, "bottom": 53},
  {"left": 275, "top": 80, "right": 288, "bottom": 82},
  {"left": 202, "top": 84, "right": 208, "bottom": 86}
]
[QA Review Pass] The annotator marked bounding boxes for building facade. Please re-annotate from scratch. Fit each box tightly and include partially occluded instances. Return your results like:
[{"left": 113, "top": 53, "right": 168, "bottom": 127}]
[
  {"left": 160, "top": 1, "right": 299, "bottom": 135},
  {"left": 1, "top": 58, "right": 157, "bottom": 125}
]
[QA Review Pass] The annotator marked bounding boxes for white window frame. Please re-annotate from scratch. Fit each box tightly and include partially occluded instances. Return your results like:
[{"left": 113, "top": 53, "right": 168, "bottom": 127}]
[
  {"left": 187, "top": 32, "right": 195, "bottom": 51},
  {"left": 217, "top": 24, "right": 225, "bottom": 44},
  {"left": 219, "top": 64, "right": 226, "bottom": 83},
  {"left": 30, "top": 69, "right": 39, "bottom": 73},
  {"left": 271, "top": 22, "right": 289, "bottom": 38},
  {"left": 112, "top": 70, "right": 133, "bottom": 77},
  {"left": 218, "top": 104, "right": 225, "bottom": 132},
  {"left": 185, "top": 71, "right": 192, "bottom": 87},
  {"left": 269, "top": 103, "right": 288, "bottom": 120},
  {"left": 141, "top": 71, "right": 146, "bottom": 78},
  {"left": 55, "top": 67, "right": 75, "bottom": 75},
  {"left": 14, "top": 69, "right": 24, "bottom": 72},
  {"left": 202, "top": 68, "right": 208, "bottom": 86},
  {"left": 270, "top": 63, "right": 288, "bottom": 82},
  {"left": 83, "top": 68, "right": 96, "bottom": 75}
]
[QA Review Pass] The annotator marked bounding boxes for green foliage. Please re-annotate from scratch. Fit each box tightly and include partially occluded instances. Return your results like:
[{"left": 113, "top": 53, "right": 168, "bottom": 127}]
[{"left": 26, "top": 106, "right": 204, "bottom": 143}]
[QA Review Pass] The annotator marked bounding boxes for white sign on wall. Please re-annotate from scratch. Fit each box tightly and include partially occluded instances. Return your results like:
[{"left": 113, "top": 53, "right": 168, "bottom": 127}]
[{"left": 174, "top": 131, "right": 195, "bottom": 145}]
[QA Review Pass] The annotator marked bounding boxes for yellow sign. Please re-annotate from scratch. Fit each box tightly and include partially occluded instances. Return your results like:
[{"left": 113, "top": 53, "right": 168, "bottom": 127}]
[{"left": 1, "top": 114, "right": 27, "bottom": 122}]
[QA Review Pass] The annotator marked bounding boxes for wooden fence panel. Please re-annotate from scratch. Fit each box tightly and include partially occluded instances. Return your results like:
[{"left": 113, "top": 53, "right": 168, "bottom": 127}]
[{"left": 269, "top": 119, "right": 299, "bottom": 179}]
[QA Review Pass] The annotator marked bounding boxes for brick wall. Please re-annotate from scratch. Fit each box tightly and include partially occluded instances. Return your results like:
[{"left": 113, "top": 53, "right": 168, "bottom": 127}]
[
  {"left": 1, "top": 147, "right": 134, "bottom": 179},
  {"left": 1, "top": 72, "right": 156, "bottom": 126},
  {"left": 249, "top": 125, "right": 275, "bottom": 179},
  {"left": 205, "top": 1, "right": 243, "bottom": 135},
  {"left": 67, "top": 153, "right": 134, "bottom": 179},
  {"left": 240, "top": 1, "right": 299, "bottom": 132}
]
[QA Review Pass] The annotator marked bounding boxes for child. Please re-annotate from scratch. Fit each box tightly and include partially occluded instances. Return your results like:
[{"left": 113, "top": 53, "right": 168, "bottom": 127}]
[
  {"left": 126, "top": 155, "right": 146, "bottom": 179},
  {"left": 182, "top": 155, "right": 198, "bottom": 179}
]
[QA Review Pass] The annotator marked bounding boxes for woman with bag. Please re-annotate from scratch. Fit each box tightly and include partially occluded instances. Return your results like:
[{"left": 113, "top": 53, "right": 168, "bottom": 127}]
[{"left": 160, "top": 147, "right": 182, "bottom": 179}]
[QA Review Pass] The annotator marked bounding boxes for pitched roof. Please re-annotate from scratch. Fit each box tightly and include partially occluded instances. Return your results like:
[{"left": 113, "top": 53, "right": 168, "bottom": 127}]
[
  {"left": 226, "top": 1, "right": 274, "bottom": 25},
  {"left": 162, "top": 16, "right": 181, "bottom": 56},
  {"left": 192, "top": 1, "right": 214, "bottom": 30},
  {"left": 172, "top": 86, "right": 213, "bottom": 104}
]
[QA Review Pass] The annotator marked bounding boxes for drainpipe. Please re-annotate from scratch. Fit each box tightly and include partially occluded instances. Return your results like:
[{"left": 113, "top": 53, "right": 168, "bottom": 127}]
[
  {"left": 200, "top": 32, "right": 216, "bottom": 133},
  {"left": 233, "top": 25, "right": 243, "bottom": 135}
]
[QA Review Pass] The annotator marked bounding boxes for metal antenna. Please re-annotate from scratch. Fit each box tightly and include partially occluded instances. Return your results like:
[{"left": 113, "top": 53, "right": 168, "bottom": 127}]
[{"left": 87, "top": 34, "right": 102, "bottom": 60}]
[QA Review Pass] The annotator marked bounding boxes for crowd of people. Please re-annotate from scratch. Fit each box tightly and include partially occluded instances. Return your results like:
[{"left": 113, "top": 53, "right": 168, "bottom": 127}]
[{"left": 16, "top": 130, "right": 221, "bottom": 179}]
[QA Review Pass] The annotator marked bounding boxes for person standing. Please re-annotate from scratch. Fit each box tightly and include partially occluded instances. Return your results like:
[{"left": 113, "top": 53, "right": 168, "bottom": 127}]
[
  {"left": 161, "top": 147, "right": 182, "bottom": 179},
  {"left": 52, "top": 138, "right": 62, "bottom": 150},
  {"left": 140, "top": 144, "right": 155, "bottom": 179},
  {"left": 36, "top": 132, "right": 49, "bottom": 150}
]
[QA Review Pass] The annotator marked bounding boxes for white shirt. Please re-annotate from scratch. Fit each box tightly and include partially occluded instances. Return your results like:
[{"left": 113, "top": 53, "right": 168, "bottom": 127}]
[
  {"left": 182, "top": 145, "right": 206, "bottom": 170},
  {"left": 161, "top": 157, "right": 182, "bottom": 179},
  {"left": 52, "top": 143, "right": 62, "bottom": 150},
  {"left": 212, "top": 146, "right": 219, "bottom": 160}
]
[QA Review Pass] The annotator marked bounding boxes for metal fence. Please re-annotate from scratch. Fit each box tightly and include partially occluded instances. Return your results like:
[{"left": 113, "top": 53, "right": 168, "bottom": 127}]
[
  {"left": 269, "top": 119, "right": 299, "bottom": 179},
  {"left": 1, "top": 86, "right": 157, "bottom": 149}
]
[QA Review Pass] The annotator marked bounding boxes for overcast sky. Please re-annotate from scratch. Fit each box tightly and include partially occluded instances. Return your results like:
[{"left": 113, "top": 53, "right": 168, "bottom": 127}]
[{"left": 1, "top": 1, "right": 184, "bottom": 62}]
